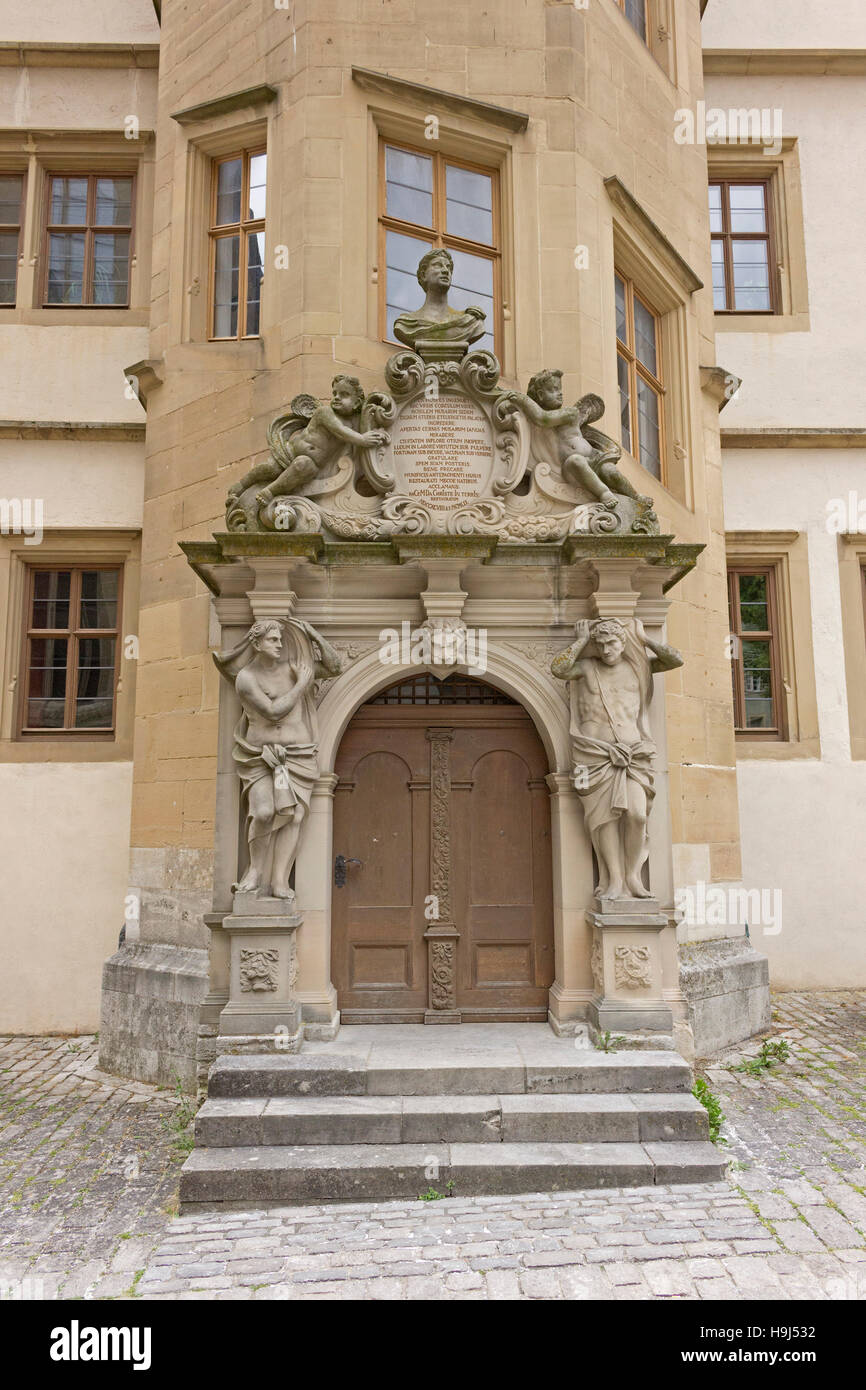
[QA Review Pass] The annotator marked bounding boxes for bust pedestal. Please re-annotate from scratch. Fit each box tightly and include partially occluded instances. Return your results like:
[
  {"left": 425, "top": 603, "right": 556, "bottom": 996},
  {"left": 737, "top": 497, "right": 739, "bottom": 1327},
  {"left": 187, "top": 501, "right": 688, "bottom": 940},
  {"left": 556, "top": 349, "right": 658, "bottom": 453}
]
[
  {"left": 218, "top": 895, "right": 303, "bottom": 1050},
  {"left": 587, "top": 897, "right": 673, "bottom": 1037}
]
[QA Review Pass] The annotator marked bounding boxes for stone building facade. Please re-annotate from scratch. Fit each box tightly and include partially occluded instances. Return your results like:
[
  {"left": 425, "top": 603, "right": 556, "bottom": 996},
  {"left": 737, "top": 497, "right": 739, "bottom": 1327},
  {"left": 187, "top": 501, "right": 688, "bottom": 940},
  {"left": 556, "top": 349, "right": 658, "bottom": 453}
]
[{"left": 0, "top": 0, "right": 860, "bottom": 1085}]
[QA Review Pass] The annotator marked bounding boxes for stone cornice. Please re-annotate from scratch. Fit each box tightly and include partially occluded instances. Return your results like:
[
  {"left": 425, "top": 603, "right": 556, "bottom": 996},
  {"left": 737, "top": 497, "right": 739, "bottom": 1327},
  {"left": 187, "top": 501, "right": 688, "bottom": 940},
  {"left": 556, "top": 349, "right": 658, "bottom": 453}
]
[
  {"left": 182, "top": 533, "right": 704, "bottom": 596},
  {"left": 703, "top": 49, "right": 866, "bottom": 76},
  {"left": 172, "top": 84, "right": 279, "bottom": 127},
  {"left": 604, "top": 176, "right": 704, "bottom": 294},
  {"left": 0, "top": 420, "right": 145, "bottom": 441},
  {"left": 721, "top": 428, "right": 866, "bottom": 449},
  {"left": 0, "top": 42, "right": 159, "bottom": 68},
  {"left": 351, "top": 66, "right": 529, "bottom": 133}
]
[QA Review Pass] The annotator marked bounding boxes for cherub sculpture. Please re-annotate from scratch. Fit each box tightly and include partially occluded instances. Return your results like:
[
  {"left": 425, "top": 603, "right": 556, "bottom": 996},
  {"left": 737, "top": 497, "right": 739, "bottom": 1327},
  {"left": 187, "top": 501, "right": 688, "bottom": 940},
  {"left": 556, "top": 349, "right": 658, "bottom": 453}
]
[
  {"left": 226, "top": 375, "right": 390, "bottom": 527},
  {"left": 505, "top": 369, "right": 650, "bottom": 508}
]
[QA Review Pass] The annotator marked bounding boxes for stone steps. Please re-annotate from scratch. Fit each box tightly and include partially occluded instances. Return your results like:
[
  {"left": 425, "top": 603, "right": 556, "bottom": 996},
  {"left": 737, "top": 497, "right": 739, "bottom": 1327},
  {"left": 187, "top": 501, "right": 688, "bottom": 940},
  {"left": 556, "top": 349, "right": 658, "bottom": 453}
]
[
  {"left": 181, "top": 1038, "right": 723, "bottom": 1206},
  {"left": 180, "top": 1140, "right": 725, "bottom": 1204},
  {"left": 205, "top": 1049, "right": 693, "bottom": 1099},
  {"left": 195, "top": 1092, "right": 708, "bottom": 1147}
]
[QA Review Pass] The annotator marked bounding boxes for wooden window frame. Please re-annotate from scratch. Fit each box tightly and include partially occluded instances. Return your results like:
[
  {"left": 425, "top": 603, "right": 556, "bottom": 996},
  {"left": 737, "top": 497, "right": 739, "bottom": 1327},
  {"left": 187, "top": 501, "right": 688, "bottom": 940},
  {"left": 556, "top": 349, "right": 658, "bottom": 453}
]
[
  {"left": 0, "top": 170, "right": 25, "bottom": 306},
  {"left": 378, "top": 138, "right": 502, "bottom": 356},
  {"left": 614, "top": 0, "right": 652, "bottom": 46},
  {"left": 727, "top": 564, "right": 787, "bottom": 741},
  {"left": 41, "top": 172, "right": 135, "bottom": 308},
  {"left": 17, "top": 563, "right": 123, "bottom": 740},
  {"left": 615, "top": 270, "right": 666, "bottom": 483},
  {"left": 710, "top": 177, "right": 779, "bottom": 315},
  {"left": 208, "top": 146, "right": 266, "bottom": 341}
]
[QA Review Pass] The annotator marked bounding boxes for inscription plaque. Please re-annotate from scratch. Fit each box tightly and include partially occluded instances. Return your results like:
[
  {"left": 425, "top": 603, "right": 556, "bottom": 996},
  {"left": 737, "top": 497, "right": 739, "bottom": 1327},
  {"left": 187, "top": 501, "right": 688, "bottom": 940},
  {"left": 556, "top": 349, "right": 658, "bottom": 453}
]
[{"left": 390, "top": 393, "right": 495, "bottom": 514}]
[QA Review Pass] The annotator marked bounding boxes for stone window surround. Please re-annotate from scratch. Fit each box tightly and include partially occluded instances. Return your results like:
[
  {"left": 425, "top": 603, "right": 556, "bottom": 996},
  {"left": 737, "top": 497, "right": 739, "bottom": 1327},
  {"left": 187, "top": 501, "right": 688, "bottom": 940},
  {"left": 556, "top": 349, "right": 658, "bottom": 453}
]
[
  {"left": 360, "top": 95, "right": 517, "bottom": 379},
  {"left": 610, "top": 0, "right": 678, "bottom": 85},
  {"left": 0, "top": 531, "right": 140, "bottom": 763},
  {"left": 838, "top": 532, "right": 866, "bottom": 761},
  {"left": 172, "top": 94, "right": 273, "bottom": 349},
  {"left": 725, "top": 530, "right": 820, "bottom": 760},
  {"left": 604, "top": 176, "right": 703, "bottom": 511},
  {"left": 377, "top": 136, "right": 503, "bottom": 358},
  {"left": 707, "top": 140, "right": 810, "bottom": 333},
  {"left": 0, "top": 132, "right": 153, "bottom": 327}
]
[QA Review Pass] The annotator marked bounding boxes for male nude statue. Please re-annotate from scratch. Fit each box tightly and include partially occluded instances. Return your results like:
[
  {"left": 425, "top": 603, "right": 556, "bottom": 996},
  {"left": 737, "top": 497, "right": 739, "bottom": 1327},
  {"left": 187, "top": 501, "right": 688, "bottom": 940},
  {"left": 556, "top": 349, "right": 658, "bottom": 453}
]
[
  {"left": 551, "top": 617, "right": 682, "bottom": 900},
  {"left": 215, "top": 618, "right": 341, "bottom": 901}
]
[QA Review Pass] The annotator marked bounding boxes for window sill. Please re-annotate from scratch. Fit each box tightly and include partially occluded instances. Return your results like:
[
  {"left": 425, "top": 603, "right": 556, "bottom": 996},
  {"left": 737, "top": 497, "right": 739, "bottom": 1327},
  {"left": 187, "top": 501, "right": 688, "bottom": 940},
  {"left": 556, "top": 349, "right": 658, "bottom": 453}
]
[
  {"left": 0, "top": 307, "right": 149, "bottom": 327},
  {"left": 734, "top": 737, "right": 821, "bottom": 760},
  {"left": 714, "top": 311, "right": 810, "bottom": 334}
]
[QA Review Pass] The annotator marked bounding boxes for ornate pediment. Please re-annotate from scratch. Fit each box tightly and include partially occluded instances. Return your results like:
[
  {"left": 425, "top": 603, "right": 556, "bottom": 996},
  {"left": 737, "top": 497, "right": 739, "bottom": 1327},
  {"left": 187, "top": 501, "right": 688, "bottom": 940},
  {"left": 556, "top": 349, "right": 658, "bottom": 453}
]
[{"left": 223, "top": 252, "right": 659, "bottom": 543}]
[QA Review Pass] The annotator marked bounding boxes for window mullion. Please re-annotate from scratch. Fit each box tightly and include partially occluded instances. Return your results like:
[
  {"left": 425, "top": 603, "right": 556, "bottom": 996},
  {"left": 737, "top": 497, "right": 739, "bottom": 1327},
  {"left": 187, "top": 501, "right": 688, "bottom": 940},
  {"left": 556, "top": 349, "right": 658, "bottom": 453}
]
[{"left": 65, "top": 568, "right": 81, "bottom": 730}]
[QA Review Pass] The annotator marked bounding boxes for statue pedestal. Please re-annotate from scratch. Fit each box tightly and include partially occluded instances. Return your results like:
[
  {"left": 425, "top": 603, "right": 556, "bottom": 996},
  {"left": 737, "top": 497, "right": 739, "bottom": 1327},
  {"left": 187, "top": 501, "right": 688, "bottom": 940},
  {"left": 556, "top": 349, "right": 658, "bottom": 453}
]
[
  {"left": 587, "top": 899, "right": 673, "bottom": 1036},
  {"left": 218, "top": 895, "right": 303, "bottom": 1047}
]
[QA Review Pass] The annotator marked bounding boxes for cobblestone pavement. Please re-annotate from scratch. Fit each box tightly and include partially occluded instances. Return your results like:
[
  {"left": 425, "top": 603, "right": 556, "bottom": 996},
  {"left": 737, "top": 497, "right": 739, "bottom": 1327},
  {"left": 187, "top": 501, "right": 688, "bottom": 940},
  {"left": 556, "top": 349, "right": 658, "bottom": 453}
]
[
  {"left": 1, "top": 990, "right": 864, "bottom": 1300},
  {"left": 0, "top": 1036, "right": 184, "bottom": 1300}
]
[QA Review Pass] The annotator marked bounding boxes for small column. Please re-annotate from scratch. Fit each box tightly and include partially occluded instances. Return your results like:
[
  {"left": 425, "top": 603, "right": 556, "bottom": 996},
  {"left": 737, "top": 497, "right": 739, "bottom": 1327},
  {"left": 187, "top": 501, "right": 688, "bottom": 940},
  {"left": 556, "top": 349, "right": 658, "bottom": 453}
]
[
  {"left": 546, "top": 771, "right": 595, "bottom": 1031},
  {"left": 424, "top": 727, "right": 461, "bottom": 1023}
]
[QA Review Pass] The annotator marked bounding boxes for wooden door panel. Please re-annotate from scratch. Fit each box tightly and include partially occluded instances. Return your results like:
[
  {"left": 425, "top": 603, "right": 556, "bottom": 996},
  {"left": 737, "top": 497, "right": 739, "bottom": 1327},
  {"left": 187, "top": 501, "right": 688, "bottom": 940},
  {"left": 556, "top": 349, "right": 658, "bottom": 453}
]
[
  {"left": 331, "top": 726, "right": 429, "bottom": 1019},
  {"left": 469, "top": 750, "right": 534, "bottom": 904},
  {"left": 346, "top": 751, "right": 414, "bottom": 906},
  {"left": 451, "top": 717, "right": 554, "bottom": 1019},
  {"left": 331, "top": 701, "right": 554, "bottom": 1022}
]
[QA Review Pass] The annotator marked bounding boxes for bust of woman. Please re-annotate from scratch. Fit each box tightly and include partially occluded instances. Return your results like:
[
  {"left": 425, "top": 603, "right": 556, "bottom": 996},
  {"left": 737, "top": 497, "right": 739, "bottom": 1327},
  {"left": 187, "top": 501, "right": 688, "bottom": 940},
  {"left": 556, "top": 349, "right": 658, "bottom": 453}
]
[{"left": 393, "top": 248, "right": 486, "bottom": 351}]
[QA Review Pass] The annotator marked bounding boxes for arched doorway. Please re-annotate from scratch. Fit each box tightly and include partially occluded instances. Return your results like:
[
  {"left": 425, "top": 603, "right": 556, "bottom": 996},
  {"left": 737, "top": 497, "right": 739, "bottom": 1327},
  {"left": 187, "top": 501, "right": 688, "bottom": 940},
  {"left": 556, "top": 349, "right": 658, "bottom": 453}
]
[{"left": 330, "top": 674, "right": 554, "bottom": 1022}]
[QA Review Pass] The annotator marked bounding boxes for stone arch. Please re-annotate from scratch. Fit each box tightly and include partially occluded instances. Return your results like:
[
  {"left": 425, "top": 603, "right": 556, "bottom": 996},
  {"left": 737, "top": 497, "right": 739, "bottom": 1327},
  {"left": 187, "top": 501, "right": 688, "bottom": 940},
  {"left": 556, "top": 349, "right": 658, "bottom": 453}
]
[
  {"left": 316, "top": 642, "right": 573, "bottom": 774},
  {"left": 294, "top": 642, "right": 592, "bottom": 1035}
]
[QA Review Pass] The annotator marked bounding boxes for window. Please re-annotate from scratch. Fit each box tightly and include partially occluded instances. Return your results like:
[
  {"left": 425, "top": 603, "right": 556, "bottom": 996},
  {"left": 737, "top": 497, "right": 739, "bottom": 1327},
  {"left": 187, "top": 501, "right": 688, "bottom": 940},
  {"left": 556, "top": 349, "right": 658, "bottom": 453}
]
[
  {"left": 615, "top": 0, "right": 650, "bottom": 43},
  {"left": 20, "top": 567, "right": 122, "bottom": 735},
  {"left": 709, "top": 180, "right": 776, "bottom": 313},
  {"left": 615, "top": 271, "right": 665, "bottom": 479},
  {"left": 43, "top": 175, "right": 133, "bottom": 306},
  {"left": 379, "top": 140, "right": 500, "bottom": 354},
  {"left": 0, "top": 173, "right": 24, "bottom": 305},
  {"left": 209, "top": 149, "right": 266, "bottom": 339},
  {"left": 370, "top": 674, "right": 514, "bottom": 705},
  {"left": 727, "top": 567, "right": 785, "bottom": 738}
]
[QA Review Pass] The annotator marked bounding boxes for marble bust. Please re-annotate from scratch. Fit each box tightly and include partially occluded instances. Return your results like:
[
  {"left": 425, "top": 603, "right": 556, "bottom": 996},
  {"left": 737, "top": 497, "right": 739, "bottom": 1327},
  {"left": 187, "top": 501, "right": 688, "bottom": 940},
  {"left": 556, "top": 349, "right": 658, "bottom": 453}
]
[{"left": 393, "top": 248, "right": 486, "bottom": 352}]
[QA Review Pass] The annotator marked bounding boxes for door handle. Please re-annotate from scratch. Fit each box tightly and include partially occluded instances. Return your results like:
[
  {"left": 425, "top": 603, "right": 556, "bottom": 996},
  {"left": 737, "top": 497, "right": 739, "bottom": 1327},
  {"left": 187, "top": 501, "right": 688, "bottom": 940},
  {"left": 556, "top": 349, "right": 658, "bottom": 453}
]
[{"left": 334, "top": 854, "right": 362, "bottom": 887}]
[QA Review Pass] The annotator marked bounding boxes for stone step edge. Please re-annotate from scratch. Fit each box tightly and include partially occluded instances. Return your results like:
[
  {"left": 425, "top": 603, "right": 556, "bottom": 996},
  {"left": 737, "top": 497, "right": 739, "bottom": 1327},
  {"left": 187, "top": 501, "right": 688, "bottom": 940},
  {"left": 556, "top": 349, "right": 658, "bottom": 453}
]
[
  {"left": 207, "top": 1052, "right": 693, "bottom": 1099},
  {"left": 195, "top": 1092, "right": 709, "bottom": 1146},
  {"left": 179, "top": 1140, "right": 727, "bottom": 1204}
]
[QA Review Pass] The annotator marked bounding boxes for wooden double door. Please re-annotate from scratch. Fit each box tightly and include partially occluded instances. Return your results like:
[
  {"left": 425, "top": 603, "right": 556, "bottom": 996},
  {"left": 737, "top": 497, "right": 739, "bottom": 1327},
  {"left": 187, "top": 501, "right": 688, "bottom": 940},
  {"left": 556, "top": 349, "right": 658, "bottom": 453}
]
[{"left": 331, "top": 683, "right": 554, "bottom": 1022}]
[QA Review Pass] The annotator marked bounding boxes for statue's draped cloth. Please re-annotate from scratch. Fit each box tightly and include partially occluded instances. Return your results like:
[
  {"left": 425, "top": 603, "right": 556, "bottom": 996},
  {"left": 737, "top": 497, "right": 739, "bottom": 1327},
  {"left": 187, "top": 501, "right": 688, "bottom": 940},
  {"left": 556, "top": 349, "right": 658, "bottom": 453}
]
[
  {"left": 213, "top": 618, "right": 321, "bottom": 844},
  {"left": 569, "top": 623, "right": 657, "bottom": 841}
]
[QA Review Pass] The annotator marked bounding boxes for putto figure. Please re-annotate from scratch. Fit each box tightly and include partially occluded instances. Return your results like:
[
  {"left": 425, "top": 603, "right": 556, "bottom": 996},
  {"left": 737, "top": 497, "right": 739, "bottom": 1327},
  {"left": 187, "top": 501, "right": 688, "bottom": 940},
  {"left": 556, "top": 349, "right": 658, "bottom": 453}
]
[
  {"left": 392, "top": 248, "right": 487, "bottom": 352},
  {"left": 214, "top": 618, "right": 341, "bottom": 901},
  {"left": 551, "top": 617, "right": 682, "bottom": 900},
  {"left": 225, "top": 376, "right": 390, "bottom": 527},
  {"left": 506, "top": 369, "right": 649, "bottom": 508}
]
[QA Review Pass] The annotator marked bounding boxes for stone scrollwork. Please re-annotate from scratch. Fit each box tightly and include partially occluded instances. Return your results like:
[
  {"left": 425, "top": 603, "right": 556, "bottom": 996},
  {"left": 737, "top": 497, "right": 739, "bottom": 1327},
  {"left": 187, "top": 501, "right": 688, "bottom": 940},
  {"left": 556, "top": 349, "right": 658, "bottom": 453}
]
[
  {"left": 614, "top": 944, "right": 652, "bottom": 991},
  {"left": 222, "top": 251, "right": 662, "bottom": 543},
  {"left": 239, "top": 948, "right": 279, "bottom": 993},
  {"left": 590, "top": 935, "right": 604, "bottom": 994},
  {"left": 430, "top": 941, "right": 456, "bottom": 1011}
]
